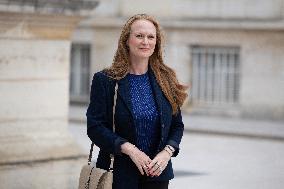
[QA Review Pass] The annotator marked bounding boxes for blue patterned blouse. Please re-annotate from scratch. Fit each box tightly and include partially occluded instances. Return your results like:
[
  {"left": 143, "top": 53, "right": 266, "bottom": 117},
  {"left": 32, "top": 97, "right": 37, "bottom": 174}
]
[{"left": 128, "top": 71, "right": 160, "bottom": 157}]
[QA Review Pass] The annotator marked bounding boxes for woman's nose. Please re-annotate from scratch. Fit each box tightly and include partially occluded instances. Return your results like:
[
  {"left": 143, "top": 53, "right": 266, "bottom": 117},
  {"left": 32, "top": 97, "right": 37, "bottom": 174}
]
[{"left": 141, "top": 37, "right": 149, "bottom": 44}]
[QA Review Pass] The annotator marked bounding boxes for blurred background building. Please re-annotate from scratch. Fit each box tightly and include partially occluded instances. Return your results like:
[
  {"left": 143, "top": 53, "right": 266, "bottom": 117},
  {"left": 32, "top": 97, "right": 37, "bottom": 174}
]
[
  {"left": 71, "top": 0, "right": 284, "bottom": 120},
  {"left": 1, "top": 1, "right": 284, "bottom": 188},
  {"left": 0, "top": 0, "right": 284, "bottom": 165}
]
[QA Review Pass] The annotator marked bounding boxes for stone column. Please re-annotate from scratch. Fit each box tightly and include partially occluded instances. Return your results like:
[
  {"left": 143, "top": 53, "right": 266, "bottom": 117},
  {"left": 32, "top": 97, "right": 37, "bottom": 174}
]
[{"left": 0, "top": 1, "right": 98, "bottom": 164}]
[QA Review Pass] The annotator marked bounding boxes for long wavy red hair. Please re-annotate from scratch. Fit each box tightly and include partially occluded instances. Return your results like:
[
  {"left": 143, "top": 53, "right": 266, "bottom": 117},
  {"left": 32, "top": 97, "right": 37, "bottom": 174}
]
[{"left": 104, "top": 14, "right": 188, "bottom": 114}]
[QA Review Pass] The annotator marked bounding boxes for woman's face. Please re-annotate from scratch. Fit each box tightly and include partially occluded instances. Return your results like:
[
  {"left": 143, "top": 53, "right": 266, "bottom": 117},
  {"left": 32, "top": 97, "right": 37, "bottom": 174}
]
[{"left": 127, "top": 19, "right": 157, "bottom": 59}]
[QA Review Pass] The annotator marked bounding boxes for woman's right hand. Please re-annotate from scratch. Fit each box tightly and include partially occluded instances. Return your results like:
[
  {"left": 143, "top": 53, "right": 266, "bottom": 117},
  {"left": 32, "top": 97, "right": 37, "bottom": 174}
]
[{"left": 121, "top": 142, "right": 151, "bottom": 176}]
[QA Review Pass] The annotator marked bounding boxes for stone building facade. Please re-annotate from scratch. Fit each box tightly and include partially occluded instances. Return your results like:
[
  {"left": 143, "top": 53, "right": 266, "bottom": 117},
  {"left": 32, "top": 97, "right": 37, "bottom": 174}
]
[
  {"left": 0, "top": 0, "right": 98, "bottom": 164},
  {"left": 71, "top": 0, "right": 284, "bottom": 120}
]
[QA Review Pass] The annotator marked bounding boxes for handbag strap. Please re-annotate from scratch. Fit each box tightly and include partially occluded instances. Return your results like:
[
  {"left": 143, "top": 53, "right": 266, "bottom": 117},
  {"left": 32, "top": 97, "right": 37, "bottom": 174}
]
[{"left": 88, "top": 82, "right": 119, "bottom": 169}]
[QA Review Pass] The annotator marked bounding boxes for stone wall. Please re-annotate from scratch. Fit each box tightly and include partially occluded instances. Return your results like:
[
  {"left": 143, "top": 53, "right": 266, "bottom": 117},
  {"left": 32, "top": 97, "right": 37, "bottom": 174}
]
[
  {"left": 73, "top": 0, "right": 284, "bottom": 120},
  {"left": 92, "top": 0, "right": 284, "bottom": 20},
  {"left": 0, "top": 1, "right": 98, "bottom": 164},
  {"left": 164, "top": 29, "right": 284, "bottom": 119}
]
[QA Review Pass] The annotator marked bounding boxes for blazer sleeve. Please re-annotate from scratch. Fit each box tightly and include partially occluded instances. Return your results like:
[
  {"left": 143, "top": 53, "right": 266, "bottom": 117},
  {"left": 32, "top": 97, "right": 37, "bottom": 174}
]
[
  {"left": 166, "top": 108, "right": 184, "bottom": 157},
  {"left": 86, "top": 72, "right": 127, "bottom": 156}
]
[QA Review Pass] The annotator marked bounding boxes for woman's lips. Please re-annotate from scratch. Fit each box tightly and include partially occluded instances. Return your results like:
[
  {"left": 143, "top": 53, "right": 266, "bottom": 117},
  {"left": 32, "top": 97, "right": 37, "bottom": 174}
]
[{"left": 139, "top": 48, "right": 150, "bottom": 51}]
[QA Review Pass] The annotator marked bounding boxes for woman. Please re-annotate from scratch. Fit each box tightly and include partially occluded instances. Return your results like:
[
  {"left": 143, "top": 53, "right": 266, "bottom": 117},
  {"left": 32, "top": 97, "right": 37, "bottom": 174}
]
[{"left": 86, "top": 14, "right": 188, "bottom": 189}]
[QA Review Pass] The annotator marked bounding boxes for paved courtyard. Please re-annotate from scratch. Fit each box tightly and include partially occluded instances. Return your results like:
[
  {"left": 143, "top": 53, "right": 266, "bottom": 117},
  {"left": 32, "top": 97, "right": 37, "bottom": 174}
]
[
  {"left": 170, "top": 132, "right": 284, "bottom": 189},
  {"left": 0, "top": 121, "right": 283, "bottom": 189}
]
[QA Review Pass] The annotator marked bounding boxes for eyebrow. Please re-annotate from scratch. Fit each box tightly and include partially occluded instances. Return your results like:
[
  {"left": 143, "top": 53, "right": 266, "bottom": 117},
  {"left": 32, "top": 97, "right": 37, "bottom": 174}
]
[{"left": 132, "top": 32, "right": 156, "bottom": 35}]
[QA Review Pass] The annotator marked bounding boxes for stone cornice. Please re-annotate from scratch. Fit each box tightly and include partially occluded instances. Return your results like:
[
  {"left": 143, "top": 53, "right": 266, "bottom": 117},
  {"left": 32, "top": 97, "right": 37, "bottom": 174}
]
[
  {"left": 0, "top": 1, "right": 100, "bottom": 39},
  {"left": 0, "top": 12, "right": 81, "bottom": 39},
  {"left": 0, "top": 0, "right": 99, "bottom": 16},
  {"left": 162, "top": 19, "right": 284, "bottom": 31},
  {"left": 82, "top": 17, "right": 284, "bottom": 31}
]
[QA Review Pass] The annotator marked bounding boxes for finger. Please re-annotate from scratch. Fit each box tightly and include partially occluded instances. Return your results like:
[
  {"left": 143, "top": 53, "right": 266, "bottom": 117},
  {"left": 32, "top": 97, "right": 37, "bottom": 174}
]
[
  {"left": 150, "top": 166, "right": 160, "bottom": 177},
  {"left": 150, "top": 161, "right": 162, "bottom": 173},
  {"left": 156, "top": 169, "right": 162, "bottom": 177},
  {"left": 148, "top": 159, "right": 158, "bottom": 169},
  {"left": 143, "top": 157, "right": 152, "bottom": 166},
  {"left": 146, "top": 159, "right": 152, "bottom": 165},
  {"left": 153, "top": 166, "right": 162, "bottom": 176},
  {"left": 138, "top": 165, "right": 144, "bottom": 175},
  {"left": 142, "top": 165, "right": 149, "bottom": 176},
  {"left": 148, "top": 163, "right": 157, "bottom": 173},
  {"left": 143, "top": 162, "right": 150, "bottom": 174},
  {"left": 143, "top": 160, "right": 151, "bottom": 167},
  {"left": 152, "top": 162, "right": 161, "bottom": 172},
  {"left": 149, "top": 163, "right": 160, "bottom": 175}
]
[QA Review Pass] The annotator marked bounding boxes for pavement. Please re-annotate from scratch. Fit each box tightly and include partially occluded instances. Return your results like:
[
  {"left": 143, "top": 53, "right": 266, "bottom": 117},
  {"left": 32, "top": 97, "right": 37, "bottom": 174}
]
[
  {"left": 0, "top": 105, "right": 283, "bottom": 189},
  {"left": 70, "top": 105, "right": 284, "bottom": 141}
]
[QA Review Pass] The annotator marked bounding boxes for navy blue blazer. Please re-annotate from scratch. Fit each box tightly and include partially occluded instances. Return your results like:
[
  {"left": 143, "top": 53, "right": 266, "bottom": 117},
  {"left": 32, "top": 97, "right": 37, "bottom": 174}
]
[{"left": 86, "top": 67, "right": 184, "bottom": 189}]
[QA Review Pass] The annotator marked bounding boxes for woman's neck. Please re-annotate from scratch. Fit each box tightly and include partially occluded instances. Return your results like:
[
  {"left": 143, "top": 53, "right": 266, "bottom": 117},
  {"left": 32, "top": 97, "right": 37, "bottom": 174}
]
[{"left": 129, "top": 57, "right": 149, "bottom": 75}]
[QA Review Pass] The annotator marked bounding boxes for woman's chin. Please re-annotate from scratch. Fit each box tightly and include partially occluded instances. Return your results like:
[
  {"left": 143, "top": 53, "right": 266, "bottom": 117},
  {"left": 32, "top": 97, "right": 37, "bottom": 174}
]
[{"left": 135, "top": 52, "right": 153, "bottom": 59}]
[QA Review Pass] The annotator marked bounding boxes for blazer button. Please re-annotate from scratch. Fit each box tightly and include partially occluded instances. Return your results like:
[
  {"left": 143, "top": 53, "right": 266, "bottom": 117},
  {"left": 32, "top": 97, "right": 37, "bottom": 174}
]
[
  {"left": 161, "top": 137, "right": 164, "bottom": 141},
  {"left": 162, "top": 124, "right": 165, "bottom": 128}
]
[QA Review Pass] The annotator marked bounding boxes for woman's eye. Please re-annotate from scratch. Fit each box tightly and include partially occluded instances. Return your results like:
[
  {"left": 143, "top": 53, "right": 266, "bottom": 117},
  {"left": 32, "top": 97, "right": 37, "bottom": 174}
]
[
  {"left": 148, "top": 36, "right": 155, "bottom": 39},
  {"left": 136, "top": 35, "right": 143, "bottom": 38}
]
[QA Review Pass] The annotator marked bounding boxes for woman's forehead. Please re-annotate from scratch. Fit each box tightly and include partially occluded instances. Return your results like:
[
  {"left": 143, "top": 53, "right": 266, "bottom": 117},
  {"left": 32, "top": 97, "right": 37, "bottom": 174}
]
[{"left": 130, "top": 19, "right": 156, "bottom": 34}]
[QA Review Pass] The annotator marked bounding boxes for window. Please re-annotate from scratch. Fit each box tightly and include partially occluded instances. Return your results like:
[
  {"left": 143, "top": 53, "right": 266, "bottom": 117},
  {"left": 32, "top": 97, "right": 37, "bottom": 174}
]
[
  {"left": 70, "top": 44, "right": 91, "bottom": 102},
  {"left": 190, "top": 46, "right": 240, "bottom": 105}
]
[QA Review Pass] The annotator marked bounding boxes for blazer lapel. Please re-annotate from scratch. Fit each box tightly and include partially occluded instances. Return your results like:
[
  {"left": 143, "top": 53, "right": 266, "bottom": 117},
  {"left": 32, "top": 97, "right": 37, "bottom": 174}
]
[{"left": 117, "top": 75, "right": 134, "bottom": 118}]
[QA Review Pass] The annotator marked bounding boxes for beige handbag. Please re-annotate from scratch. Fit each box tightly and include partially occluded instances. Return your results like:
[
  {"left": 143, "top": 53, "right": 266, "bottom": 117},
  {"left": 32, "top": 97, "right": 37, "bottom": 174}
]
[{"left": 78, "top": 83, "right": 118, "bottom": 189}]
